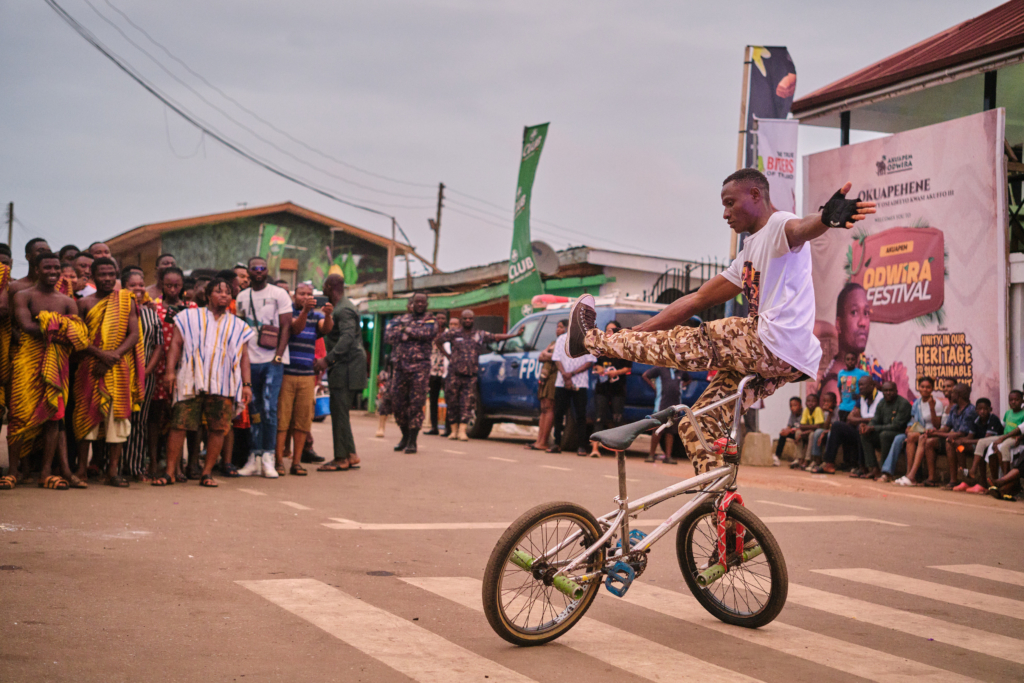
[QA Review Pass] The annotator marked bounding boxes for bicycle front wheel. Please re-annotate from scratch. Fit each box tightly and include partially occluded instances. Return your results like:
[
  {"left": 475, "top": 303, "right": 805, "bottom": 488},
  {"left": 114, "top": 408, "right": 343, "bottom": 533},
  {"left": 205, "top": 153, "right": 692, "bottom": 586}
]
[
  {"left": 482, "top": 501, "right": 605, "bottom": 646},
  {"left": 676, "top": 501, "right": 787, "bottom": 628}
]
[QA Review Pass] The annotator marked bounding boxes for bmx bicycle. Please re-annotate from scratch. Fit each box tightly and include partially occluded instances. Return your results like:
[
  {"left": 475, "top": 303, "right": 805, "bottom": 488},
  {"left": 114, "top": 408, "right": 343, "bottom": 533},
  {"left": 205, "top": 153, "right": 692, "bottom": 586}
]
[{"left": 482, "top": 374, "right": 788, "bottom": 646}]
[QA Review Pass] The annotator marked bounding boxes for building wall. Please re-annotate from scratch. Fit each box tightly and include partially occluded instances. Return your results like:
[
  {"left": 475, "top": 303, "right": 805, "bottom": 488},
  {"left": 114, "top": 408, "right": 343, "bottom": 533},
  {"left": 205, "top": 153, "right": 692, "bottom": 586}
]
[
  {"left": 159, "top": 212, "right": 390, "bottom": 286},
  {"left": 113, "top": 238, "right": 162, "bottom": 283}
]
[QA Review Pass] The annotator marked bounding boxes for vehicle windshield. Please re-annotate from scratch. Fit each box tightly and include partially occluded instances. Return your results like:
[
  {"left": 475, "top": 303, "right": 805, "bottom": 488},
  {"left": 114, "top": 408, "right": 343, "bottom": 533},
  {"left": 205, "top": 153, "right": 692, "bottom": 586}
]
[{"left": 500, "top": 318, "right": 542, "bottom": 353}]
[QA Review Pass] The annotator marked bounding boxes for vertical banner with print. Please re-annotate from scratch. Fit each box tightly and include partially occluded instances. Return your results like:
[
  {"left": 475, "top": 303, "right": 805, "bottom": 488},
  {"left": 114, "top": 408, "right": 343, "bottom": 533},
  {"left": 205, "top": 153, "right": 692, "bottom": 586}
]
[
  {"left": 754, "top": 117, "right": 797, "bottom": 214},
  {"left": 805, "top": 109, "right": 1007, "bottom": 413},
  {"left": 508, "top": 123, "right": 549, "bottom": 327},
  {"left": 744, "top": 46, "right": 797, "bottom": 168},
  {"left": 258, "top": 223, "right": 291, "bottom": 279}
]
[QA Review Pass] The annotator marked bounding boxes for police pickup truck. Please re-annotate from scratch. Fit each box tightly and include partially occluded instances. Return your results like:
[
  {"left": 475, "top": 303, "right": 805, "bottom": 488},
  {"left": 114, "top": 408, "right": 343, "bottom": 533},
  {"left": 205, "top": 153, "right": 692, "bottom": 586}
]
[{"left": 467, "top": 296, "right": 708, "bottom": 444}]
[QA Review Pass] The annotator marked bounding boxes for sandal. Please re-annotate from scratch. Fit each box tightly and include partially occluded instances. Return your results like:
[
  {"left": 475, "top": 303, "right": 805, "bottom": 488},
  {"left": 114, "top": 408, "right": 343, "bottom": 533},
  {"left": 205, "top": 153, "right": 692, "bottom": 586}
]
[
  {"left": 922, "top": 480, "right": 940, "bottom": 487},
  {"left": 151, "top": 474, "right": 174, "bottom": 487},
  {"left": 789, "top": 459, "right": 804, "bottom": 470},
  {"left": 39, "top": 475, "right": 69, "bottom": 490},
  {"left": 68, "top": 475, "right": 88, "bottom": 489},
  {"left": 0, "top": 474, "right": 17, "bottom": 490},
  {"left": 523, "top": 444, "right": 545, "bottom": 451},
  {"left": 219, "top": 463, "right": 240, "bottom": 478},
  {"left": 290, "top": 465, "right": 308, "bottom": 476},
  {"left": 199, "top": 474, "right": 218, "bottom": 488},
  {"left": 546, "top": 446, "right": 561, "bottom": 454},
  {"left": 105, "top": 475, "right": 130, "bottom": 488},
  {"left": 275, "top": 464, "right": 287, "bottom": 477},
  {"left": 317, "top": 461, "right": 350, "bottom": 472}
]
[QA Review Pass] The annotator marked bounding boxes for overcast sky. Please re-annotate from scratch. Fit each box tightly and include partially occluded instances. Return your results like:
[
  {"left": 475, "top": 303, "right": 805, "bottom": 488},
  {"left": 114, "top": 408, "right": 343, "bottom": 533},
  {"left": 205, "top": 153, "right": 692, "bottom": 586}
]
[{"left": 0, "top": 0, "right": 1002, "bottom": 277}]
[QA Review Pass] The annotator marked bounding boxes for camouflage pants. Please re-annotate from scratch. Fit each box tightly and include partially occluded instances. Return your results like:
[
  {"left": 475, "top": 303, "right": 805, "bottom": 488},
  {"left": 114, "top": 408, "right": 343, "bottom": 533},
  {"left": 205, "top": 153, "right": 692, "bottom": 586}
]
[
  {"left": 585, "top": 316, "right": 803, "bottom": 474},
  {"left": 445, "top": 373, "right": 477, "bottom": 425},
  {"left": 390, "top": 365, "right": 430, "bottom": 431}
]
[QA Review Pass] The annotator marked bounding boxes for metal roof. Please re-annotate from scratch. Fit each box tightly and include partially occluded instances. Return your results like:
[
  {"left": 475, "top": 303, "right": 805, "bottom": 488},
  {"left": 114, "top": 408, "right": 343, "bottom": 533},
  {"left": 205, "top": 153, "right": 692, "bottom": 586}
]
[{"left": 793, "top": 0, "right": 1024, "bottom": 118}]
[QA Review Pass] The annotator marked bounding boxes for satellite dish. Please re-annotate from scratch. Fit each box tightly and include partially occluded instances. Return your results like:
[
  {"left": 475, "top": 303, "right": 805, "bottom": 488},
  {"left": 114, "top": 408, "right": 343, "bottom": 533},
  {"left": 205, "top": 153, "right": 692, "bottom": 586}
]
[{"left": 531, "top": 241, "right": 559, "bottom": 276}]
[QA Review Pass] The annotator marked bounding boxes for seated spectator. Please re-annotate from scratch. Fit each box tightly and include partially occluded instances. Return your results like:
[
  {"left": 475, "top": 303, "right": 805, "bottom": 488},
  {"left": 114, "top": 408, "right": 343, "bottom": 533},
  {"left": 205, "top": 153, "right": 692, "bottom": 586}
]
[
  {"left": 958, "top": 397, "right": 1002, "bottom": 493},
  {"left": 836, "top": 352, "right": 869, "bottom": 421},
  {"left": 886, "top": 376, "right": 944, "bottom": 485},
  {"left": 802, "top": 392, "right": 836, "bottom": 471},
  {"left": 790, "top": 393, "right": 824, "bottom": 470},
  {"left": 774, "top": 396, "right": 802, "bottom": 467},
  {"left": 858, "top": 381, "right": 911, "bottom": 480},
  {"left": 987, "top": 446, "right": 1023, "bottom": 501},
  {"left": 971, "top": 389, "right": 1023, "bottom": 484},
  {"left": 932, "top": 383, "right": 976, "bottom": 490},
  {"left": 816, "top": 378, "right": 878, "bottom": 474}
]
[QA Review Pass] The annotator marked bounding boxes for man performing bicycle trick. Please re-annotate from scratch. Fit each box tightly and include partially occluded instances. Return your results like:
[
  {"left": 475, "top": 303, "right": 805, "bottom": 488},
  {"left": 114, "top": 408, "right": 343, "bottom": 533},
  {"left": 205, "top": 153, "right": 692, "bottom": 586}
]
[{"left": 568, "top": 169, "right": 875, "bottom": 474}]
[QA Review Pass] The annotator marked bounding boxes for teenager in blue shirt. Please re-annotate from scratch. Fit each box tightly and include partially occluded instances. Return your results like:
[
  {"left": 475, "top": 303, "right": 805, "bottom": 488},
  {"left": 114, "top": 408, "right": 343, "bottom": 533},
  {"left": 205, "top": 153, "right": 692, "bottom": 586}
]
[{"left": 836, "top": 351, "right": 869, "bottom": 420}]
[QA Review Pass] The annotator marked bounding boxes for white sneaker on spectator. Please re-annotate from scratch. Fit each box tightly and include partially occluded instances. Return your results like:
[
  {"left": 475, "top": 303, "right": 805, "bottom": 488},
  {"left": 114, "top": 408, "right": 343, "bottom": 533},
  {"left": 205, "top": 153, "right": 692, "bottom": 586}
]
[
  {"left": 261, "top": 452, "right": 279, "bottom": 478},
  {"left": 895, "top": 475, "right": 913, "bottom": 486},
  {"left": 238, "top": 453, "right": 261, "bottom": 477},
  {"left": 771, "top": 455, "right": 781, "bottom": 467}
]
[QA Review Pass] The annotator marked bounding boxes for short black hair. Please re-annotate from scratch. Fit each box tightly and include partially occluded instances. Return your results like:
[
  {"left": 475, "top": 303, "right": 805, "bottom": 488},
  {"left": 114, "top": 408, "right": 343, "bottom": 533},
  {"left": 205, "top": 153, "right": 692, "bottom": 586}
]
[
  {"left": 59, "top": 244, "right": 80, "bottom": 259},
  {"left": 88, "top": 241, "right": 104, "bottom": 250},
  {"left": 205, "top": 277, "right": 232, "bottom": 299},
  {"left": 155, "top": 253, "right": 176, "bottom": 267},
  {"left": 25, "top": 237, "right": 49, "bottom": 255},
  {"left": 215, "top": 269, "right": 237, "bottom": 282},
  {"left": 976, "top": 397, "right": 992, "bottom": 409},
  {"left": 918, "top": 376, "right": 934, "bottom": 387},
  {"left": 32, "top": 250, "right": 60, "bottom": 269},
  {"left": 722, "top": 168, "right": 770, "bottom": 198},
  {"left": 162, "top": 266, "right": 184, "bottom": 280},
  {"left": 836, "top": 282, "right": 866, "bottom": 318},
  {"left": 825, "top": 391, "right": 838, "bottom": 402},
  {"left": 182, "top": 276, "right": 196, "bottom": 290},
  {"left": 90, "top": 256, "right": 117, "bottom": 277},
  {"left": 247, "top": 256, "right": 266, "bottom": 267},
  {"left": 608, "top": 319, "right": 621, "bottom": 328},
  {"left": 121, "top": 267, "right": 146, "bottom": 287},
  {"left": 1010, "top": 389, "right": 1023, "bottom": 399},
  {"left": 76, "top": 251, "right": 94, "bottom": 261},
  {"left": 790, "top": 396, "right": 802, "bottom": 404},
  {"left": 0, "top": 243, "right": 11, "bottom": 258},
  {"left": 559, "top": 318, "right": 569, "bottom": 328}
]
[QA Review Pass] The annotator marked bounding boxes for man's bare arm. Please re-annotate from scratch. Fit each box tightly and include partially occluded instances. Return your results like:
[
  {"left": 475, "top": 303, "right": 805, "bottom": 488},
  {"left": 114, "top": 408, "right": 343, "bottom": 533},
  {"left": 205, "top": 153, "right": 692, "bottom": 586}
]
[
  {"left": 632, "top": 275, "right": 740, "bottom": 332},
  {"left": 784, "top": 182, "right": 876, "bottom": 251},
  {"left": 13, "top": 291, "right": 40, "bottom": 337}
]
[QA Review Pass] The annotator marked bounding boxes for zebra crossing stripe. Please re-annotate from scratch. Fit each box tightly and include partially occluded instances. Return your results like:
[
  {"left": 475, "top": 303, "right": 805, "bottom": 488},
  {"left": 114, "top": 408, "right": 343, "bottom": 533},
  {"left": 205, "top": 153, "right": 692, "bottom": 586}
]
[
  {"left": 401, "top": 577, "right": 767, "bottom": 683},
  {"left": 929, "top": 564, "right": 1024, "bottom": 587},
  {"left": 321, "top": 516, "right": 905, "bottom": 531},
  {"left": 237, "top": 579, "right": 536, "bottom": 683},
  {"left": 624, "top": 582, "right": 980, "bottom": 683},
  {"left": 814, "top": 568, "right": 1024, "bottom": 620},
  {"left": 788, "top": 583, "right": 1024, "bottom": 666}
]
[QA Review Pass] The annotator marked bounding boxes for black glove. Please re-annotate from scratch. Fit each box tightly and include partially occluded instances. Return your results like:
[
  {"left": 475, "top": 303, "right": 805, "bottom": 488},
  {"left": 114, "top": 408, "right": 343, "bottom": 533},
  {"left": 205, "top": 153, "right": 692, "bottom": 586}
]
[{"left": 819, "top": 189, "right": 860, "bottom": 228}]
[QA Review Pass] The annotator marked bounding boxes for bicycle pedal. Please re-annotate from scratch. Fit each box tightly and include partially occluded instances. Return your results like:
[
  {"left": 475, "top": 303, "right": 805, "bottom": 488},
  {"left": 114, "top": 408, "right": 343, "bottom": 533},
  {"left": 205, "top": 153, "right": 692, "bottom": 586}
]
[
  {"left": 615, "top": 529, "right": 647, "bottom": 551},
  {"left": 604, "top": 561, "right": 635, "bottom": 597}
]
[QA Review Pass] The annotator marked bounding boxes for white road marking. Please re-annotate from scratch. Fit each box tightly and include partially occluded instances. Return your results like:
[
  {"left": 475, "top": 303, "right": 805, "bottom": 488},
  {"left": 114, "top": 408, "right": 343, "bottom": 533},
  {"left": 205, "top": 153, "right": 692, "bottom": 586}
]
[
  {"left": 280, "top": 501, "right": 311, "bottom": 510},
  {"left": 809, "top": 475, "right": 843, "bottom": 487},
  {"left": 237, "top": 488, "right": 266, "bottom": 496},
  {"left": 930, "top": 564, "right": 1024, "bottom": 587},
  {"left": 625, "top": 582, "right": 980, "bottom": 683},
  {"left": 540, "top": 465, "right": 571, "bottom": 471},
  {"left": 788, "top": 583, "right": 1024, "bottom": 666},
  {"left": 402, "top": 577, "right": 766, "bottom": 683},
  {"left": 882, "top": 490, "right": 1024, "bottom": 515},
  {"left": 814, "top": 568, "right": 1024, "bottom": 620},
  {"left": 443, "top": 449, "right": 466, "bottom": 455},
  {"left": 488, "top": 456, "right": 517, "bottom": 463},
  {"left": 751, "top": 500, "right": 813, "bottom": 511},
  {"left": 238, "top": 579, "right": 536, "bottom": 683},
  {"left": 603, "top": 475, "right": 639, "bottom": 482},
  {"left": 321, "top": 515, "right": 904, "bottom": 531}
]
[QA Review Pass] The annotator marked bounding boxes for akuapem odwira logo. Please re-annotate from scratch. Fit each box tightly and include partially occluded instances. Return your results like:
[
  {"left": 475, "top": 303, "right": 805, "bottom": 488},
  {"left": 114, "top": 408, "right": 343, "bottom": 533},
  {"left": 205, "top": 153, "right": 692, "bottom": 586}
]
[{"left": 848, "top": 227, "right": 944, "bottom": 324}]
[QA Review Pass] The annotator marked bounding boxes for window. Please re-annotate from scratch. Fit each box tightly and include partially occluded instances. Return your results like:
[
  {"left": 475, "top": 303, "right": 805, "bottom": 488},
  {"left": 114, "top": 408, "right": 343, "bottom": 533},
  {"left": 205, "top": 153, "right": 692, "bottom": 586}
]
[
  {"left": 613, "top": 312, "right": 654, "bottom": 330},
  {"left": 501, "top": 318, "right": 542, "bottom": 353},
  {"left": 532, "top": 315, "right": 564, "bottom": 354}
]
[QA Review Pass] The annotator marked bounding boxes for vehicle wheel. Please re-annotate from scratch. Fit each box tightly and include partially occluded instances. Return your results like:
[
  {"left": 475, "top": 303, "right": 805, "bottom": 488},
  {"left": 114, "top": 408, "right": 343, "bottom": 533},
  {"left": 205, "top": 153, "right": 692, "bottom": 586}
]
[
  {"left": 675, "top": 501, "right": 787, "bottom": 628},
  {"left": 482, "top": 501, "right": 605, "bottom": 646},
  {"left": 465, "top": 412, "right": 493, "bottom": 439}
]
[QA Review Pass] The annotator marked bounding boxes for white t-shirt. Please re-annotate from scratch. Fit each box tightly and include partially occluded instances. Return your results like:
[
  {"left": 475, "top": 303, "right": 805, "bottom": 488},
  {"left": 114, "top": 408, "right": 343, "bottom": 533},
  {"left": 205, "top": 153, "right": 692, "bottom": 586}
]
[
  {"left": 551, "top": 333, "right": 596, "bottom": 390},
  {"left": 722, "top": 211, "right": 822, "bottom": 378},
  {"left": 236, "top": 284, "right": 294, "bottom": 364}
]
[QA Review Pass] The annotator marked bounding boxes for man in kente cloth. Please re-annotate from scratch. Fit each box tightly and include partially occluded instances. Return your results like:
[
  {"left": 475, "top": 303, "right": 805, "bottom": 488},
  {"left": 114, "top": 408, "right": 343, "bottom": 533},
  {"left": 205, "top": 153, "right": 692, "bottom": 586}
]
[
  {"left": 567, "top": 170, "right": 875, "bottom": 474},
  {"left": 7, "top": 238, "right": 52, "bottom": 300},
  {"left": 435, "top": 309, "right": 522, "bottom": 441},
  {"left": 72, "top": 257, "right": 144, "bottom": 488},
  {"left": 383, "top": 292, "right": 437, "bottom": 454},
  {"left": 0, "top": 255, "right": 12, "bottom": 414},
  {"left": 3, "top": 252, "right": 90, "bottom": 490}
]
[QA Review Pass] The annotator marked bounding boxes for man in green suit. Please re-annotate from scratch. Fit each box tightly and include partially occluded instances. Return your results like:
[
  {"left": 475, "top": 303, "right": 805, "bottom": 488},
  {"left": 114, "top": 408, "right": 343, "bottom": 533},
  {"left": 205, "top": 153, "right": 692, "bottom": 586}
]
[{"left": 314, "top": 274, "right": 367, "bottom": 471}]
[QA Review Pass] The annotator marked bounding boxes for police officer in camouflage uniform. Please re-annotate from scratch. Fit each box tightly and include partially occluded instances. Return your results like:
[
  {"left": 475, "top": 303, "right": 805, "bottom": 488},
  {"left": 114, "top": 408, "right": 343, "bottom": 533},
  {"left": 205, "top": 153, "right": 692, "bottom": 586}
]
[
  {"left": 435, "top": 310, "right": 523, "bottom": 441},
  {"left": 383, "top": 292, "right": 437, "bottom": 453}
]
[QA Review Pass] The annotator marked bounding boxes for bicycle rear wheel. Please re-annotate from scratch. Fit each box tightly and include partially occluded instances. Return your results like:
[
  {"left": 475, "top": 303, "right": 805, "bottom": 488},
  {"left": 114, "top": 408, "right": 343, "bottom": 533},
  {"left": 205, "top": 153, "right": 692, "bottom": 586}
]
[
  {"left": 482, "top": 501, "right": 605, "bottom": 646},
  {"left": 676, "top": 501, "right": 787, "bottom": 628}
]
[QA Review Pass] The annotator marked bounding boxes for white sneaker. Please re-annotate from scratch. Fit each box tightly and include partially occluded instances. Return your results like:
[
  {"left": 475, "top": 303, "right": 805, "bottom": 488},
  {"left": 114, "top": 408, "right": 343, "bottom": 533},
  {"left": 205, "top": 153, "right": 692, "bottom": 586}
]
[
  {"left": 238, "top": 453, "right": 261, "bottom": 477},
  {"left": 261, "top": 452, "right": 279, "bottom": 478},
  {"left": 772, "top": 455, "right": 781, "bottom": 467},
  {"left": 895, "top": 475, "right": 913, "bottom": 486}
]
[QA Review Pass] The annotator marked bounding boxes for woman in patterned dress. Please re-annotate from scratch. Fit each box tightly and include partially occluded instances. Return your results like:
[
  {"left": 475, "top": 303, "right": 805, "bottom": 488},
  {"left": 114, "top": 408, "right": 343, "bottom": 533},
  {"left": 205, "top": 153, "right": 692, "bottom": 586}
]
[{"left": 121, "top": 270, "right": 164, "bottom": 480}]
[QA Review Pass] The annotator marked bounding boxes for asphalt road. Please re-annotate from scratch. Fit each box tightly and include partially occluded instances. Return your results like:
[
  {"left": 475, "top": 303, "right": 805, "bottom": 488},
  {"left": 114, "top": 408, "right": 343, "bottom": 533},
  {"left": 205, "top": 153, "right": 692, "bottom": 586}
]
[{"left": 2, "top": 412, "right": 1023, "bottom": 683}]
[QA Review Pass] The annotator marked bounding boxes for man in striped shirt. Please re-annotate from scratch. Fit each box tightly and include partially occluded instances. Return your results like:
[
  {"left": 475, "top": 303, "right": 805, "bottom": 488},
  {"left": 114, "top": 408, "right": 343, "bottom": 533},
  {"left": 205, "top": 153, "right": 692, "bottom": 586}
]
[{"left": 156, "top": 277, "right": 253, "bottom": 488}]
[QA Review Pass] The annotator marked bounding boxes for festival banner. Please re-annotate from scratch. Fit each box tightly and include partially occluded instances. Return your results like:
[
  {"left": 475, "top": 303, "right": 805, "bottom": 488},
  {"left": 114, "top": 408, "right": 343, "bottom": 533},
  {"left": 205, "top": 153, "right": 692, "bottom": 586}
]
[
  {"left": 754, "top": 117, "right": 797, "bottom": 214},
  {"left": 258, "top": 223, "right": 291, "bottom": 279},
  {"left": 805, "top": 109, "right": 1007, "bottom": 413},
  {"left": 508, "top": 123, "right": 549, "bottom": 327},
  {"left": 744, "top": 46, "right": 797, "bottom": 168}
]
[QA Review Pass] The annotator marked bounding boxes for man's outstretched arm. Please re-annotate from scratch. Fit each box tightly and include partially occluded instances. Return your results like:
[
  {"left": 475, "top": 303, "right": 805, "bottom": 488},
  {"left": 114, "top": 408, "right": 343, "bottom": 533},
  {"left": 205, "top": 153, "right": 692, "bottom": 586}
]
[
  {"left": 632, "top": 275, "right": 740, "bottom": 332},
  {"left": 785, "top": 181, "right": 876, "bottom": 251}
]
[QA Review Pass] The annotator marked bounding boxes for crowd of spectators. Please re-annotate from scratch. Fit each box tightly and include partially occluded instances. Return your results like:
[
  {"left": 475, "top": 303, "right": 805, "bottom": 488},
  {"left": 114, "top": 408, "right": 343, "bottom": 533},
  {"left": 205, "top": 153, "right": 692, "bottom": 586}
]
[
  {"left": 0, "top": 238, "right": 365, "bottom": 491},
  {"left": 779, "top": 370, "right": 1024, "bottom": 501}
]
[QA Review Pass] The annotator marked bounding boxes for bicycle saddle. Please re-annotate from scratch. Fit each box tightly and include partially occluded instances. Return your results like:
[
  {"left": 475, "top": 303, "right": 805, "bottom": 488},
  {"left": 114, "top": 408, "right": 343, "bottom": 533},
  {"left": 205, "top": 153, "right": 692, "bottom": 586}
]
[{"left": 590, "top": 407, "right": 676, "bottom": 451}]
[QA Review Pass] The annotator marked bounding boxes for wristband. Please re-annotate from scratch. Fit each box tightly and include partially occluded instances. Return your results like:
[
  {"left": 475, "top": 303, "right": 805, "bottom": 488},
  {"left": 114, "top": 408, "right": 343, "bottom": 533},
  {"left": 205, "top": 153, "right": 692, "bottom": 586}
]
[{"left": 242, "top": 382, "right": 252, "bottom": 387}]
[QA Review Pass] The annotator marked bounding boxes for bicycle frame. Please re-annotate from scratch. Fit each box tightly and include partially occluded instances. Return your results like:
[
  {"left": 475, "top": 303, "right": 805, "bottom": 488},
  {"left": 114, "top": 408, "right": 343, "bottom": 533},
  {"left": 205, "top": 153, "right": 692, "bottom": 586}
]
[{"left": 546, "top": 375, "right": 756, "bottom": 583}]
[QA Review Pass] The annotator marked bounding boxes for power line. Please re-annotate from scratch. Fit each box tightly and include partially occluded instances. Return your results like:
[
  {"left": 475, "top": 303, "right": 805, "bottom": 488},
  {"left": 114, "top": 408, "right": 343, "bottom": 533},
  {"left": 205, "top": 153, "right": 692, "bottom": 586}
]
[
  {"left": 99, "top": 0, "right": 436, "bottom": 191},
  {"left": 81, "top": 0, "right": 435, "bottom": 202},
  {"left": 43, "top": 0, "right": 430, "bottom": 224}
]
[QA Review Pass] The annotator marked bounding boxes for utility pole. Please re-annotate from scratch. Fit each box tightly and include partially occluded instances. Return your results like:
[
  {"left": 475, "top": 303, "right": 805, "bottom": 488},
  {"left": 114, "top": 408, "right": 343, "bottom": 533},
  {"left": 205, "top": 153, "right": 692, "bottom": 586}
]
[
  {"left": 7, "top": 202, "right": 12, "bottom": 249},
  {"left": 387, "top": 217, "right": 396, "bottom": 298},
  {"left": 428, "top": 182, "right": 444, "bottom": 269}
]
